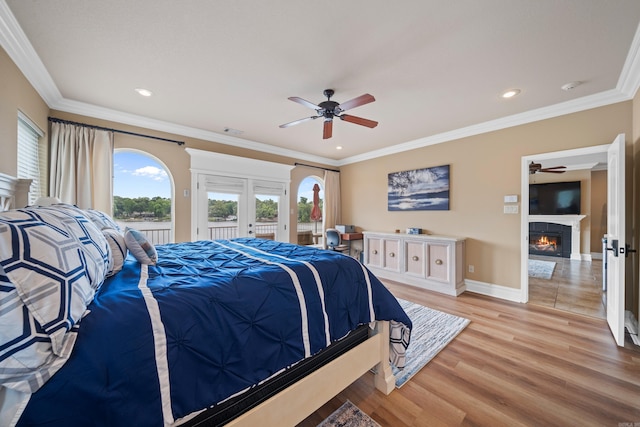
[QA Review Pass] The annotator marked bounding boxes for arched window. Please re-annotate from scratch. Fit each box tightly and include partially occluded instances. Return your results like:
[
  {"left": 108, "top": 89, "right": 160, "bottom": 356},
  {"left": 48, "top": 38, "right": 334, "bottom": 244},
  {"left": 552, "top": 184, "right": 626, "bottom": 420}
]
[
  {"left": 113, "top": 149, "right": 174, "bottom": 244},
  {"left": 297, "top": 175, "right": 324, "bottom": 246}
]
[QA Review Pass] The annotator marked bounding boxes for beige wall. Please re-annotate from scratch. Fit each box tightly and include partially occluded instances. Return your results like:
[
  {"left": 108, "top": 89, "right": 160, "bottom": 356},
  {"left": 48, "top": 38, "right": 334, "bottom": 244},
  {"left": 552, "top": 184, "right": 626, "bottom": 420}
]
[
  {"left": 341, "top": 103, "right": 633, "bottom": 290},
  {"left": 0, "top": 48, "right": 49, "bottom": 177},
  {"left": 590, "top": 170, "right": 607, "bottom": 253},
  {"left": 632, "top": 88, "right": 640, "bottom": 316}
]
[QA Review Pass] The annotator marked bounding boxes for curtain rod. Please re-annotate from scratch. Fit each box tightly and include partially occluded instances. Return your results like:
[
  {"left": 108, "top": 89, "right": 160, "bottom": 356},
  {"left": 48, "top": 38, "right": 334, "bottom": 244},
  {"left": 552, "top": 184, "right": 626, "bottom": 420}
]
[
  {"left": 294, "top": 162, "right": 340, "bottom": 173},
  {"left": 48, "top": 117, "right": 185, "bottom": 146}
]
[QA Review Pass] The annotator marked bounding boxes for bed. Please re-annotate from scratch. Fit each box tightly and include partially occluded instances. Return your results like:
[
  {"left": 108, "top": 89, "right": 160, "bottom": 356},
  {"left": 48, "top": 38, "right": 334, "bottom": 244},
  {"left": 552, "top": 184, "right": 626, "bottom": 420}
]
[{"left": 0, "top": 174, "right": 412, "bottom": 426}]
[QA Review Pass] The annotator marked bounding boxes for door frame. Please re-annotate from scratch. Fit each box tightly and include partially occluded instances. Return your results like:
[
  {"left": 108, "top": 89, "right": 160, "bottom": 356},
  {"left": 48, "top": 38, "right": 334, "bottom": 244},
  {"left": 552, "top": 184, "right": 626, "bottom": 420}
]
[{"left": 520, "top": 143, "right": 610, "bottom": 303}]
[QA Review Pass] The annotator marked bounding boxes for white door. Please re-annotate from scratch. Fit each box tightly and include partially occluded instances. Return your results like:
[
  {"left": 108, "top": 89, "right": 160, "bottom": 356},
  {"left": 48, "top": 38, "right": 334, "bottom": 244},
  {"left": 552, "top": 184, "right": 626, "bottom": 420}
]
[
  {"left": 196, "top": 174, "right": 287, "bottom": 241},
  {"left": 606, "top": 134, "right": 626, "bottom": 346}
]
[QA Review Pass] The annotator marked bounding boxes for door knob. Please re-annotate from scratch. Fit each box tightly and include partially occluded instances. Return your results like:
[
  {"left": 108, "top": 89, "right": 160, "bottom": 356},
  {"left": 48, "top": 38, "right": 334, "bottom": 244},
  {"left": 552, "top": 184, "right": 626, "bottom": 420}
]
[
  {"left": 625, "top": 244, "right": 637, "bottom": 258},
  {"left": 606, "top": 239, "right": 619, "bottom": 257}
]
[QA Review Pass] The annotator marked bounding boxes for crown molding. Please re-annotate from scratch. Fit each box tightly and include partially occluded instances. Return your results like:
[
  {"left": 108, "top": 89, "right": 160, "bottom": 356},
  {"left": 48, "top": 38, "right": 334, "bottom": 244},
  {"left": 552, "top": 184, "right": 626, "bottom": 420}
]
[
  {"left": 0, "top": 0, "right": 61, "bottom": 104},
  {"left": 617, "top": 21, "right": 640, "bottom": 96}
]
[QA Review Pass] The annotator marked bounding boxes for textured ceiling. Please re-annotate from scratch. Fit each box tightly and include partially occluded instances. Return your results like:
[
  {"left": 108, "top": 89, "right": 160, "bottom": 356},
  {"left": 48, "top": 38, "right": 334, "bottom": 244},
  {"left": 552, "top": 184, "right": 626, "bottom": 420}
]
[{"left": 3, "top": 1, "right": 640, "bottom": 165}]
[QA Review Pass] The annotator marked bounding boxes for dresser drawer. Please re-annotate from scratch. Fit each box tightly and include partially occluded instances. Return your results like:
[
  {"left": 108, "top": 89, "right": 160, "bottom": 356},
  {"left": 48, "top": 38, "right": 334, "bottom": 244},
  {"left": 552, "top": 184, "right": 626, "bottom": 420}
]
[{"left": 427, "top": 243, "right": 449, "bottom": 282}]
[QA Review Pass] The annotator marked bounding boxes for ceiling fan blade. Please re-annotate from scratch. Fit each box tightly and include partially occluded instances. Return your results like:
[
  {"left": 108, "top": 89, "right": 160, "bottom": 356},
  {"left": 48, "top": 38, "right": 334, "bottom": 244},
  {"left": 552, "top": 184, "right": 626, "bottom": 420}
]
[
  {"left": 539, "top": 169, "right": 566, "bottom": 173},
  {"left": 340, "top": 114, "right": 378, "bottom": 128},
  {"left": 288, "top": 96, "right": 321, "bottom": 110},
  {"left": 323, "top": 120, "right": 333, "bottom": 139},
  {"left": 338, "top": 94, "right": 375, "bottom": 112},
  {"left": 279, "top": 116, "right": 319, "bottom": 128}
]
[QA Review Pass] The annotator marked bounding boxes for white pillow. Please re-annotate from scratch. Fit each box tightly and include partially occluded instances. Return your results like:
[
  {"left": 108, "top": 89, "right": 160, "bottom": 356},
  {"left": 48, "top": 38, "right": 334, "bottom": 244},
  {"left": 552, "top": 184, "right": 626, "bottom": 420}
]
[
  {"left": 102, "top": 228, "right": 128, "bottom": 276},
  {"left": 124, "top": 227, "right": 157, "bottom": 265}
]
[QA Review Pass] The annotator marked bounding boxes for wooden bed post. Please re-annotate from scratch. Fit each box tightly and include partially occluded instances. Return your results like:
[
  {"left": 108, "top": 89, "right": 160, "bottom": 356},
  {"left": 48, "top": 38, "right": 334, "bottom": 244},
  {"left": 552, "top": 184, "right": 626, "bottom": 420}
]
[{"left": 371, "top": 321, "right": 396, "bottom": 395}]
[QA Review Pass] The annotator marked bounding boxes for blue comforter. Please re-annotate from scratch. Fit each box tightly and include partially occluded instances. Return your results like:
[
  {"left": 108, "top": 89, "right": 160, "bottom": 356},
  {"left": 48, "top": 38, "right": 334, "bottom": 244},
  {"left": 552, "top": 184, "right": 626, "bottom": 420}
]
[{"left": 16, "top": 239, "right": 411, "bottom": 426}]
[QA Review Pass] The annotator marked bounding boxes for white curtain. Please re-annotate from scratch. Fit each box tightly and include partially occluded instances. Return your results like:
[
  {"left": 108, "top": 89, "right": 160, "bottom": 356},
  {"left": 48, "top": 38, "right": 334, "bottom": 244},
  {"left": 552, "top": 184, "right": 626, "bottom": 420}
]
[
  {"left": 323, "top": 170, "right": 341, "bottom": 232},
  {"left": 49, "top": 122, "right": 114, "bottom": 213}
]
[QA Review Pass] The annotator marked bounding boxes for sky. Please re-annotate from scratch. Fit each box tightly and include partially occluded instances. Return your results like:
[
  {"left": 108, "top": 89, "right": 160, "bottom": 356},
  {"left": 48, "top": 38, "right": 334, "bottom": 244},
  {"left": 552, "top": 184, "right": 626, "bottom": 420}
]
[
  {"left": 298, "top": 176, "right": 323, "bottom": 203},
  {"left": 114, "top": 151, "right": 324, "bottom": 200},
  {"left": 114, "top": 151, "right": 171, "bottom": 198}
]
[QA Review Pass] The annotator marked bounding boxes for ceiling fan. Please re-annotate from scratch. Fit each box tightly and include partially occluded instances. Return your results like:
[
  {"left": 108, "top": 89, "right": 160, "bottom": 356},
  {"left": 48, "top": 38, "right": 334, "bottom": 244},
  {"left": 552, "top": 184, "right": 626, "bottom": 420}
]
[
  {"left": 529, "top": 161, "right": 567, "bottom": 175},
  {"left": 279, "top": 89, "right": 378, "bottom": 139}
]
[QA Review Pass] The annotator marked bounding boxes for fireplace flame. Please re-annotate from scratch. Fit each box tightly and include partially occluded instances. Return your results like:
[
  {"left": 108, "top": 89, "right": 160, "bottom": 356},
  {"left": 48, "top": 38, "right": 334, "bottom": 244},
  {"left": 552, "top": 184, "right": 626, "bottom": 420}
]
[{"left": 532, "top": 234, "right": 557, "bottom": 251}]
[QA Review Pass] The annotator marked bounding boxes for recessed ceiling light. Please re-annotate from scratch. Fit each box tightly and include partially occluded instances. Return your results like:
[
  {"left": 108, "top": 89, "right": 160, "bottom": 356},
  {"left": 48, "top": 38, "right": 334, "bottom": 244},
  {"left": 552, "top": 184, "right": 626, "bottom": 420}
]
[
  {"left": 501, "top": 89, "right": 521, "bottom": 99},
  {"left": 135, "top": 88, "right": 153, "bottom": 97},
  {"left": 336, "top": 146, "right": 343, "bottom": 150}
]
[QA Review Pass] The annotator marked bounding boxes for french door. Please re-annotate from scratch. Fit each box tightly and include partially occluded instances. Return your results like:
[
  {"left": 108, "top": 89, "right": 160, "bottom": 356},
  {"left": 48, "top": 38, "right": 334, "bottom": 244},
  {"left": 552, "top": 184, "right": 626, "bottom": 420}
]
[{"left": 196, "top": 174, "right": 287, "bottom": 242}]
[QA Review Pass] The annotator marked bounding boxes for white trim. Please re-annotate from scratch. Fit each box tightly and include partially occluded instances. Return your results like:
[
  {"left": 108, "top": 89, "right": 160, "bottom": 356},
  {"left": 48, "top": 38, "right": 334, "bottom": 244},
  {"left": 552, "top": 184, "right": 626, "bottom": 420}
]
[{"left": 464, "top": 279, "right": 524, "bottom": 303}]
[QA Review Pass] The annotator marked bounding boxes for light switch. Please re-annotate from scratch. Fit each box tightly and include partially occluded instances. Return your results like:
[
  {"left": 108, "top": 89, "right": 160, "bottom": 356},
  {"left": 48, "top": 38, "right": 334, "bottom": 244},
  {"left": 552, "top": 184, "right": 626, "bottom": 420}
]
[
  {"left": 504, "top": 195, "right": 518, "bottom": 203},
  {"left": 504, "top": 205, "right": 519, "bottom": 214}
]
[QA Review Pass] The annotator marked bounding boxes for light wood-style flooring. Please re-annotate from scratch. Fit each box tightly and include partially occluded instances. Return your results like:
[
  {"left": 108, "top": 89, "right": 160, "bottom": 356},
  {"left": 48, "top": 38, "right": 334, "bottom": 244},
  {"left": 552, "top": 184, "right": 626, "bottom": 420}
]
[
  {"left": 528, "top": 255, "right": 605, "bottom": 319},
  {"left": 297, "top": 280, "right": 640, "bottom": 427}
]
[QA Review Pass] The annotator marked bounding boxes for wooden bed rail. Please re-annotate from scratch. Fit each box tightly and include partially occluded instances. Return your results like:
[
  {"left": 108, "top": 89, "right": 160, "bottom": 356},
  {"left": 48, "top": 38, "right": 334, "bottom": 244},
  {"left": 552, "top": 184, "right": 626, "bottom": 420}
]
[{"left": 226, "top": 321, "right": 395, "bottom": 426}]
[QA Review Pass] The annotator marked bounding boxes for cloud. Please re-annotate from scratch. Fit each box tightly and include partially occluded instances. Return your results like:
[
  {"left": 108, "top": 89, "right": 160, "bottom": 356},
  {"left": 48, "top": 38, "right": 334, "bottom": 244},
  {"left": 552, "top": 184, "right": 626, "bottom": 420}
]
[{"left": 132, "top": 166, "right": 168, "bottom": 181}]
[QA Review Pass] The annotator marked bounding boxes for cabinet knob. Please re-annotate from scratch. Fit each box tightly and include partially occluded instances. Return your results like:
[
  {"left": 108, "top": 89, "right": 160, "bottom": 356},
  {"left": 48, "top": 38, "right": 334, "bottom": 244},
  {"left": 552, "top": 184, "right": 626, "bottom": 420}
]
[
  {"left": 389, "top": 252, "right": 395, "bottom": 257},
  {"left": 435, "top": 259, "right": 443, "bottom": 265},
  {"left": 372, "top": 249, "right": 378, "bottom": 255},
  {"left": 412, "top": 256, "right": 419, "bottom": 261}
]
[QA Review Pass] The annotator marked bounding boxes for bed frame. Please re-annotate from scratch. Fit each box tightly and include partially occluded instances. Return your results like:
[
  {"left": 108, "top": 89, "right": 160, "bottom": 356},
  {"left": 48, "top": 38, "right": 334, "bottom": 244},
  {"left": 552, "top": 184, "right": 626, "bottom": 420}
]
[
  {"left": 225, "top": 321, "right": 395, "bottom": 426},
  {"left": 0, "top": 173, "right": 397, "bottom": 427}
]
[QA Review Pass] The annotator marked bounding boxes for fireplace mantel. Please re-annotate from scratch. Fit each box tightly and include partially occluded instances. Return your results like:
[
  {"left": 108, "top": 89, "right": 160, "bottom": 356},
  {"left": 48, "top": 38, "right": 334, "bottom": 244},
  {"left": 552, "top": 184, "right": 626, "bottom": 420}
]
[{"left": 529, "top": 215, "right": 586, "bottom": 260}]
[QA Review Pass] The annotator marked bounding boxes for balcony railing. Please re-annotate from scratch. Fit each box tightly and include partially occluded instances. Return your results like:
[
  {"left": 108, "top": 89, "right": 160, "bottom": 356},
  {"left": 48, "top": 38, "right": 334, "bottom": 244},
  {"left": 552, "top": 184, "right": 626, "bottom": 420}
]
[{"left": 122, "top": 222, "right": 323, "bottom": 246}]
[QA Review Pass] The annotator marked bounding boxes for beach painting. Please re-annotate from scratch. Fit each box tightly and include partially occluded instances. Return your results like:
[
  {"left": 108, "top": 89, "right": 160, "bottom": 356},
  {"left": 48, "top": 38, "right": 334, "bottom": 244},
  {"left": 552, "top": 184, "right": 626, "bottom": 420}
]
[{"left": 388, "top": 165, "right": 450, "bottom": 211}]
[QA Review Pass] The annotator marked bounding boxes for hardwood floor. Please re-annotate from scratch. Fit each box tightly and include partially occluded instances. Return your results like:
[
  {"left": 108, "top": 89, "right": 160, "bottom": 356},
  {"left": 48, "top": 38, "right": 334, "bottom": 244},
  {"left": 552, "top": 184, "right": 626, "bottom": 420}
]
[
  {"left": 528, "top": 255, "right": 605, "bottom": 319},
  {"left": 297, "top": 280, "right": 640, "bottom": 427}
]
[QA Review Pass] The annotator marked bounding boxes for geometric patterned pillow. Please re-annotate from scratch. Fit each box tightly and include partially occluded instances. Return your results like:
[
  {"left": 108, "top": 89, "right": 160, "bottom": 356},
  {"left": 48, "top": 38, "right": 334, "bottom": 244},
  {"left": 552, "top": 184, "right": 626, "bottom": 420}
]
[
  {"left": 0, "top": 270, "right": 78, "bottom": 394},
  {"left": 124, "top": 227, "right": 157, "bottom": 265},
  {"left": 102, "top": 228, "right": 128, "bottom": 276},
  {"left": 84, "top": 208, "right": 121, "bottom": 231},
  {"left": 0, "top": 205, "right": 110, "bottom": 357}
]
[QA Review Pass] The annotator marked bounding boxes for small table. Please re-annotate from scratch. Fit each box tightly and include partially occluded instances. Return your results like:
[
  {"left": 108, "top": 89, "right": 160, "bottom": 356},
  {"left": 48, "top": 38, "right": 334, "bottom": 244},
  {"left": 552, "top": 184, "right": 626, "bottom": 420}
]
[{"left": 340, "top": 232, "right": 363, "bottom": 258}]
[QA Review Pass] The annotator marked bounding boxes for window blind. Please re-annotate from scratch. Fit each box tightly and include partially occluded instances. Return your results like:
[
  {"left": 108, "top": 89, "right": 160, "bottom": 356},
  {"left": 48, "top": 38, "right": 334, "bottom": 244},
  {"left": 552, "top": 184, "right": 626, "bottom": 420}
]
[{"left": 17, "top": 112, "right": 44, "bottom": 205}]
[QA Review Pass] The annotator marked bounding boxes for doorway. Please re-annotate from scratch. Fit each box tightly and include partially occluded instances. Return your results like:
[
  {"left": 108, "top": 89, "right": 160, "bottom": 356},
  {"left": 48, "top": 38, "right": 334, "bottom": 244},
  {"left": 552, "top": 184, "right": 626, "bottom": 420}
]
[
  {"left": 521, "top": 144, "right": 609, "bottom": 320},
  {"left": 196, "top": 174, "right": 287, "bottom": 241}
]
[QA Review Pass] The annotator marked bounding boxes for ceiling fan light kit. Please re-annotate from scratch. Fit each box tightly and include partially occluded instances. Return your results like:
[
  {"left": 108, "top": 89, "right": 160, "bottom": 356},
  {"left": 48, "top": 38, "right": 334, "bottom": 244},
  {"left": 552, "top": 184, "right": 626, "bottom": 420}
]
[{"left": 280, "top": 89, "right": 378, "bottom": 139}]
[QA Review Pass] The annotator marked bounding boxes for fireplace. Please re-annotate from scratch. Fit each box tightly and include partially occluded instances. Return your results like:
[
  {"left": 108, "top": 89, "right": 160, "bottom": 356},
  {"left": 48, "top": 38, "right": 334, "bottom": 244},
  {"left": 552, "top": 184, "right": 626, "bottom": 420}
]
[
  {"left": 529, "top": 222, "right": 572, "bottom": 258},
  {"left": 530, "top": 231, "right": 562, "bottom": 256}
]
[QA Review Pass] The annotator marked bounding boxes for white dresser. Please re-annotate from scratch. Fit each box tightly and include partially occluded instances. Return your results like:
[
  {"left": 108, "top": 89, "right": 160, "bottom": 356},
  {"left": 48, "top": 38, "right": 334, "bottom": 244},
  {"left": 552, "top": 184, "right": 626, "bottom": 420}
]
[{"left": 363, "top": 231, "right": 466, "bottom": 296}]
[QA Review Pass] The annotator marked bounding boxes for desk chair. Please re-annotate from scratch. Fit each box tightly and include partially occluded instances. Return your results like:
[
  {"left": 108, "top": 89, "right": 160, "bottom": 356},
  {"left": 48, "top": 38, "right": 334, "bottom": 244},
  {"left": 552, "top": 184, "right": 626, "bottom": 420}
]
[{"left": 325, "top": 228, "right": 350, "bottom": 253}]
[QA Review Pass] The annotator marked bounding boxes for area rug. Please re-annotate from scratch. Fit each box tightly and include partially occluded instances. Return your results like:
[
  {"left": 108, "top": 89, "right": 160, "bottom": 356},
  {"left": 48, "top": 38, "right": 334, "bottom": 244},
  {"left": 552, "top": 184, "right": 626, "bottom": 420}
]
[
  {"left": 392, "top": 298, "right": 470, "bottom": 388},
  {"left": 317, "top": 400, "right": 380, "bottom": 427},
  {"left": 528, "top": 259, "right": 556, "bottom": 279}
]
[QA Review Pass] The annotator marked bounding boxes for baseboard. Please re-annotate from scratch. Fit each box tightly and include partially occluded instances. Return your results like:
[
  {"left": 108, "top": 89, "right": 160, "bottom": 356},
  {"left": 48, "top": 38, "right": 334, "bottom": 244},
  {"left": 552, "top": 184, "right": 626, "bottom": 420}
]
[
  {"left": 464, "top": 279, "right": 524, "bottom": 303},
  {"left": 581, "top": 253, "right": 593, "bottom": 262}
]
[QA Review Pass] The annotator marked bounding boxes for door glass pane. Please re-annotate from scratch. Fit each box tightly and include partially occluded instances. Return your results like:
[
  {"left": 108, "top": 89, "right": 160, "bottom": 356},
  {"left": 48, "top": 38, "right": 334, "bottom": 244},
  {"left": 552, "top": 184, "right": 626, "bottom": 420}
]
[
  {"left": 208, "top": 192, "right": 239, "bottom": 240},
  {"left": 255, "top": 194, "right": 279, "bottom": 240}
]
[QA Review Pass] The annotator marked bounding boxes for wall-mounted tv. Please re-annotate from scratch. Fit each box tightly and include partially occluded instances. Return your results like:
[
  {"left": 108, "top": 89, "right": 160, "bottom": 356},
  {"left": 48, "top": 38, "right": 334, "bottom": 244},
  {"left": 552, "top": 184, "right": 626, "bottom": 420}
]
[{"left": 529, "top": 181, "right": 581, "bottom": 215}]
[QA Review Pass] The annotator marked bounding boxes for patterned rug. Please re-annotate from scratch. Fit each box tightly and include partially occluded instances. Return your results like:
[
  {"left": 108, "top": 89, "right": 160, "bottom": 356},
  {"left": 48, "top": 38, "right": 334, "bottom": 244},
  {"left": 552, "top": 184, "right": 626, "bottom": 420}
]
[
  {"left": 317, "top": 400, "right": 380, "bottom": 427},
  {"left": 528, "top": 259, "right": 556, "bottom": 279},
  {"left": 392, "top": 298, "right": 470, "bottom": 388}
]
